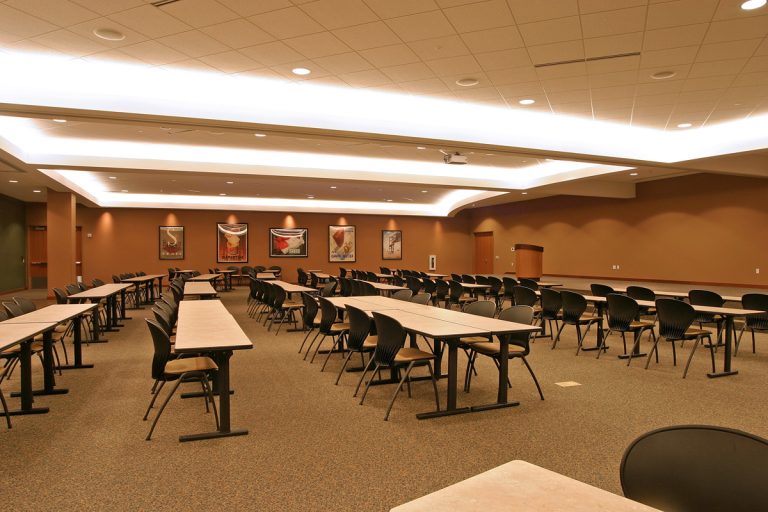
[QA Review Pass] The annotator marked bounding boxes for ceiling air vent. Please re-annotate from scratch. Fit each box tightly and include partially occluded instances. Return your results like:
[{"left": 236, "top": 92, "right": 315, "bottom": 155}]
[{"left": 534, "top": 52, "right": 640, "bottom": 68}]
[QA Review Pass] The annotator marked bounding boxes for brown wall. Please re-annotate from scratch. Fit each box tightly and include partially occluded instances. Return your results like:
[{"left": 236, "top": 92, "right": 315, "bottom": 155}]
[
  {"left": 66, "top": 208, "right": 471, "bottom": 284},
  {"left": 469, "top": 174, "right": 768, "bottom": 287}
]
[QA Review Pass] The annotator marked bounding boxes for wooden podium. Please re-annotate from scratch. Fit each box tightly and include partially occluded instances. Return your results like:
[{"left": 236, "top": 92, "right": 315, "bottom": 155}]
[{"left": 514, "top": 244, "right": 543, "bottom": 279}]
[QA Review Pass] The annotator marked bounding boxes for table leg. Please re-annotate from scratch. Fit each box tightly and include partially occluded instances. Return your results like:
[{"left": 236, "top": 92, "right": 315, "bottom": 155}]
[
  {"left": 133, "top": 283, "right": 143, "bottom": 310},
  {"left": 581, "top": 303, "right": 608, "bottom": 352},
  {"left": 90, "top": 303, "right": 107, "bottom": 343},
  {"left": 120, "top": 289, "right": 131, "bottom": 320},
  {"left": 417, "top": 338, "right": 470, "bottom": 419},
  {"left": 7, "top": 340, "right": 49, "bottom": 416},
  {"left": 180, "top": 350, "right": 248, "bottom": 442},
  {"left": 708, "top": 315, "right": 738, "bottom": 378},
  {"left": 60, "top": 315, "right": 94, "bottom": 370},
  {"left": 618, "top": 330, "right": 647, "bottom": 359}
]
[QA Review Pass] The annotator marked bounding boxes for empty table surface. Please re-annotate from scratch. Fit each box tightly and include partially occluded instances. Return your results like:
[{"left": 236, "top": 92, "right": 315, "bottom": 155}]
[
  {"left": 0, "top": 322, "right": 56, "bottom": 352},
  {"left": 121, "top": 274, "right": 165, "bottom": 282},
  {"left": 271, "top": 280, "right": 317, "bottom": 294},
  {"left": 425, "top": 273, "right": 448, "bottom": 278},
  {"left": 461, "top": 283, "right": 491, "bottom": 289},
  {"left": 183, "top": 282, "right": 217, "bottom": 297},
  {"left": 369, "top": 282, "right": 408, "bottom": 291},
  {"left": 255, "top": 273, "right": 276, "bottom": 280},
  {"left": 602, "top": 287, "right": 742, "bottom": 303},
  {"left": 188, "top": 273, "right": 222, "bottom": 281},
  {"left": 175, "top": 300, "right": 252, "bottom": 353},
  {"left": 390, "top": 460, "right": 659, "bottom": 512},
  {"left": 68, "top": 283, "right": 133, "bottom": 299},
  {"left": 3, "top": 303, "right": 97, "bottom": 324}
]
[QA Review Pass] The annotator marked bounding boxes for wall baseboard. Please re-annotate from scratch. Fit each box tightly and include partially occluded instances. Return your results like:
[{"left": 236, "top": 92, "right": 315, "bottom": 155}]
[{"left": 542, "top": 273, "right": 768, "bottom": 290}]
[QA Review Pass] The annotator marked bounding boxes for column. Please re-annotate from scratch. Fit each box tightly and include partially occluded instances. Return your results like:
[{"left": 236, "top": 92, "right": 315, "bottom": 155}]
[{"left": 47, "top": 189, "right": 77, "bottom": 298}]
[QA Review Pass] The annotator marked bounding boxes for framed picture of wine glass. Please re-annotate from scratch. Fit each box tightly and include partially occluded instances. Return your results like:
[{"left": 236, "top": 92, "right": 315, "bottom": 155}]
[
  {"left": 159, "top": 226, "right": 184, "bottom": 260},
  {"left": 217, "top": 222, "right": 248, "bottom": 263},
  {"left": 269, "top": 227, "right": 308, "bottom": 257},
  {"left": 328, "top": 225, "right": 355, "bottom": 262}
]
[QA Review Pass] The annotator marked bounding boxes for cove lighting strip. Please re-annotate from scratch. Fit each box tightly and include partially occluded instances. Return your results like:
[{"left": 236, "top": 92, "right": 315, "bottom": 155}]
[{"left": 0, "top": 51, "right": 766, "bottom": 162}]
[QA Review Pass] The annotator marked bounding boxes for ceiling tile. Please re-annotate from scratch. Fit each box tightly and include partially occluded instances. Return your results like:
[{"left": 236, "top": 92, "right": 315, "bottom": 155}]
[
  {"left": 495, "top": 81, "right": 545, "bottom": 96},
  {"left": 108, "top": 5, "right": 192, "bottom": 39},
  {"left": 756, "top": 38, "right": 768, "bottom": 56},
  {"left": 696, "top": 38, "right": 763, "bottom": 62},
  {"left": 518, "top": 17, "right": 582, "bottom": 46},
  {"left": 82, "top": 48, "right": 145, "bottom": 65},
  {"left": 425, "top": 55, "right": 482, "bottom": 76},
  {"left": 313, "top": 51, "right": 373, "bottom": 73},
  {"left": 435, "top": 0, "right": 488, "bottom": 7},
  {"left": 579, "top": 0, "right": 647, "bottom": 14},
  {"left": 588, "top": 69, "right": 639, "bottom": 88},
  {"left": 712, "top": 0, "right": 768, "bottom": 20},
  {"left": 634, "top": 95, "right": 678, "bottom": 108},
  {"left": 284, "top": 32, "right": 350, "bottom": 58},
  {"left": 408, "top": 35, "right": 470, "bottom": 60},
  {"left": 358, "top": 44, "right": 420, "bottom": 67},
  {"left": 546, "top": 89, "right": 590, "bottom": 104},
  {"left": 1, "top": 37, "right": 65, "bottom": 53},
  {"left": 640, "top": 46, "right": 699, "bottom": 68},
  {"left": 676, "top": 88, "right": 726, "bottom": 103},
  {"left": 200, "top": 19, "right": 274, "bottom": 49},
  {"left": 584, "top": 32, "right": 643, "bottom": 58},
  {"left": 161, "top": 0, "right": 239, "bottom": 28},
  {"left": 485, "top": 65, "right": 539, "bottom": 85},
  {"left": 363, "top": 0, "right": 439, "bottom": 19},
  {"left": 249, "top": 7, "right": 325, "bottom": 39},
  {"left": 731, "top": 71, "right": 768, "bottom": 87},
  {"left": 339, "top": 68, "right": 391, "bottom": 87},
  {"left": 541, "top": 74, "right": 589, "bottom": 92},
  {"left": 742, "top": 55, "right": 768, "bottom": 73},
  {"left": 31, "top": 29, "right": 108, "bottom": 56},
  {"left": 239, "top": 40, "right": 304, "bottom": 66},
  {"left": 0, "top": 3, "right": 58, "bottom": 38},
  {"left": 385, "top": 11, "right": 456, "bottom": 42},
  {"left": 587, "top": 55, "right": 640, "bottom": 74},
  {"left": 646, "top": 0, "right": 719, "bottom": 30},
  {"left": 451, "top": 85, "right": 501, "bottom": 100},
  {"left": 681, "top": 75, "right": 734, "bottom": 92},
  {"left": 333, "top": 22, "right": 401, "bottom": 51},
  {"left": 460, "top": 25, "right": 524, "bottom": 53},
  {"left": 233, "top": 67, "right": 287, "bottom": 81},
  {"left": 6, "top": 0, "right": 98, "bottom": 27},
  {"left": 443, "top": 0, "right": 515, "bottom": 33},
  {"left": 475, "top": 47, "right": 530, "bottom": 71},
  {"left": 118, "top": 40, "right": 188, "bottom": 65},
  {"left": 380, "top": 61, "right": 436, "bottom": 81},
  {"left": 527, "top": 40, "right": 583, "bottom": 66},
  {"left": 217, "top": 0, "right": 293, "bottom": 16},
  {"left": 398, "top": 78, "right": 450, "bottom": 94},
  {"left": 70, "top": 0, "right": 144, "bottom": 16},
  {"left": 581, "top": 6, "right": 646, "bottom": 38},
  {"left": 536, "top": 61, "right": 587, "bottom": 79},
  {"left": 704, "top": 16, "right": 768, "bottom": 44},
  {"left": 671, "top": 101, "right": 716, "bottom": 114},
  {"left": 635, "top": 79, "right": 685, "bottom": 95},
  {"left": 300, "top": 0, "right": 378, "bottom": 30},
  {"left": 688, "top": 58, "right": 748, "bottom": 79},
  {"left": 552, "top": 101, "right": 593, "bottom": 114},
  {"left": 590, "top": 84, "right": 636, "bottom": 100},
  {"left": 506, "top": 0, "right": 578, "bottom": 24},
  {"left": 199, "top": 50, "right": 262, "bottom": 73},
  {"left": 157, "top": 30, "right": 231, "bottom": 58},
  {"left": 270, "top": 60, "right": 331, "bottom": 80}
]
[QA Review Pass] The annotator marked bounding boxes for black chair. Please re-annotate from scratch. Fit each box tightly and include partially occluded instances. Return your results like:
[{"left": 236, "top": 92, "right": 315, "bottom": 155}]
[
  {"left": 518, "top": 278, "right": 539, "bottom": 291},
  {"left": 446, "top": 280, "right": 477, "bottom": 310},
  {"left": 405, "top": 276, "right": 422, "bottom": 295},
  {"left": 0, "top": 364, "right": 9, "bottom": 428},
  {"left": 602, "top": 294, "right": 657, "bottom": 364},
  {"left": 538, "top": 288, "right": 562, "bottom": 341},
  {"left": 297, "top": 269, "right": 309, "bottom": 286},
  {"left": 433, "top": 279, "right": 449, "bottom": 307},
  {"left": 465, "top": 305, "right": 543, "bottom": 399},
  {"left": 737, "top": 293, "right": 768, "bottom": 354},
  {"left": 648, "top": 298, "right": 714, "bottom": 378},
  {"left": 320, "top": 281, "right": 337, "bottom": 297},
  {"left": 621, "top": 425, "right": 768, "bottom": 512},
  {"left": 379, "top": 267, "right": 391, "bottom": 275},
  {"left": 461, "top": 274, "right": 475, "bottom": 284},
  {"left": 688, "top": 289, "right": 727, "bottom": 342},
  {"left": 334, "top": 305, "right": 377, "bottom": 385},
  {"left": 626, "top": 285, "right": 657, "bottom": 318},
  {"left": 142, "top": 319, "right": 218, "bottom": 441},
  {"left": 486, "top": 276, "right": 503, "bottom": 310},
  {"left": 422, "top": 279, "right": 437, "bottom": 300},
  {"left": 392, "top": 275, "right": 405, "bottom": 287},
  {"left": 13, "top": 296, "right": 70, "bottom": 364},
  {"left": 590, "top": 283, "right": 614, "bottom": 297},
  {"left": 451, "top": 273, "right": 462, "bottom": 282},
  {"left": 306, "top": 297, "right": 349, "bottom": 365},
  {"left": 411, "top": 293, "right": 431, "bottom": 305},
  {"left": 501, "top": 277, "right": 518, "bottom": 308},
  {"left": 297, "top": 292, "right": 321, "bottom": 356},
  {"left": 357, "top": 312, "right": 439, "bottom": 421},
  {"left": 553, "top": 290, "right": 601, "bottom": 355},
  {"left": 339, "top": 267, "right": 348, "bottom": 278}
]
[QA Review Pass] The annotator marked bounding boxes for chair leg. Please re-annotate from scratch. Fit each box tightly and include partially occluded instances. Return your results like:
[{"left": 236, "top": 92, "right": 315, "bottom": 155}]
[
  {"left": 320, "top": 334, "right": 343, "bottom": 372},
  {"left": 706, "top": 335, "right": 715, "bottom": 373},
  {"left": 575, "top": 324, "right": 583, "bottom": 356},
  {"left": 384, "top": 362, "right": 414, "bottom": 421},
  {"left": 626, "top": 331, "right": 641, "bottom": 367},
  {"left": 0, "top": 386, "right": 11, "bottom": 428},
  {"left": 298, "top": 327, "right": 315, "bottom": 353},
  {"left": 359, "top": 363, "right": 381, "bottom": 405},
  {"left": 552, "top": 323, "right": 566, "bottom": 349},
  {"left": 682, "top": 337, "right": 701, "bottom": 379},
  {"left": 335, "top": 350, "right": 355, "bottom": 385},
  {"left": 310, "top": 334, "right": 329, "bottom": 364},
  {"left": 521, "top": 357, "right": 544, "bottom": 400},
  {"left": 303, "top": 331, "right": 322, "bottom": 361},
  {"left": 353, "top": 355, "right": 375, "bottom": 397},
  {"left": 201, "top": 374, "right": 219, "bottom": 430},
  {"left": 596, "top": 329, "right": 611, "bottom": 360},
  {"left": 143, "top": 380, "right": 166, "bottom": 420},
  {"left": 146, "top": 378, "right": 183, "bottom": 440}
]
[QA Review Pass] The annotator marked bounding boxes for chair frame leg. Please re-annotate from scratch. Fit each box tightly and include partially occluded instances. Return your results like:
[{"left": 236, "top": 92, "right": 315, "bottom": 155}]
[
  {"left": 143, "top": 379, "right": 166, "bottom": 420},
  {"left": 0, "top": 386, "right": 11, "bottom": 428},
  {"left": 146, "top": 378, "right": 183, "bottom": 440},
  {"left": 359, "top": 363, "right": 381, "bottom": 405},
  {"left": 353, "top": 355, "right": 375, "bottom": 397},
  {"left": 521, "top": 356, "right": 544, "bottom": 400},
  {"left": 384, "top": 362, "right": 414, "bottom": 421}
]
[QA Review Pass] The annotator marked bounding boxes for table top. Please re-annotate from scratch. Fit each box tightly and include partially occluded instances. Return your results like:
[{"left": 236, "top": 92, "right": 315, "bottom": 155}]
[
  {"left": 390, "top": 460, "right": 659, "bottom": 512},
  {"left": 271, "top": 280, "right": 317, "bottom": 294},
  {"left": 425, "top": 273, "right": 448, "bottom": 278},
  {"left": 183, "top": 282, "right": 218, "bottom": 296},
  {"left": 188, "top": 273, "right": 222, "bottom": 281},
  {"left": 462, "top": 283, "right": 491, "bottom": 289},
  {"left": 0, "top": 322, "right": 58, "bottom": 352},
  {"left": 603, "top": 287, "right": 741, "bottom": 303},
  {"left": 218, "top": 269, "right": 236, "bottom": 273},
  {"left": 261, "top": 269, "right": 280, "bottom": 274},
  {"left": 174, "top": 300, "right": 252, "bottom": 353},
  {"left": 582, "top": 295, "right": 762, "bottom": 316},
  {"left": 375, "top": 273, "right": 394, "bottom": 279},
  {"left": 121, "top": 274, "right": 165, "bottom": 283},
  {"left": 255, "top": 273, "right": 276, "bottom": 280},
  {"left": 536, "top": 282, "right": 562, "bottom": 288},
  {"left": 325, "top": 296, "right": 401, "bottom": 313},
  {"left": 369, "top": 282, "right": 408, "bottom": 291},
  {"left": 3, "top": 304, "right": 98, "bottom": 324},
  {"left": 175, "top": 269, "right": 196, "bottom": 273},
  {"left": 311, "top": 272, "right": 331, "bottom": 279},
  {"left": 68, "top": 283, "right": 133, "bottom": 299}
]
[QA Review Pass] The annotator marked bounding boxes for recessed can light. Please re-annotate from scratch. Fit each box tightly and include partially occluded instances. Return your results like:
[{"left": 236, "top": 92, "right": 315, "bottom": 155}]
[
  {"left": 307, "top": 195, "right": 315, "bottom": 199},
  {"left": 52, "top": 119, "right": 67, "bottom": 123},
  {"left": 456, "top": 78, "right": 479, "bottom": 87},
  {"left": 519, "top": 99, "right": 535, "bottom": 105},
  {"left": 741, "top": 0, "right": 766, "bottom": 10},
  {"left": 521, "top": 192, "right": 528, "bottom": 195},
  {"left": 219, "top": 193, "right": 226, "bottom": 196},
  {"left": 292, "top": 67, "right": 311, "bottom": 76},
  {"left": 121, "top": 189, "right": 128, "bottom": 192},
  {"left": 421, "top": 190, "right": 428, "bottom": 193},
  {"left": 330, "top": 186, "right": 337, "bottom": 189},
  {"left": 108, "top": 176, "right": 117, "bottom": 179},
  {"left": 651, "top": 70, "right": 676, "bottom": 80},
  {"left": 93, "top": 28, "right": 126, "bottom": 41},
  {"left": 416, "top": 146, "right": 426, "bottom": 150},
  {"left": 226, "top": 181, "right": 234, "bottom": 184},
  {"left": 33, "top": 189, "right": 42, "bottom": 193},
  {"left": 630, "top": 172, "right": 639, "bottom": 176},
  {"left": 254, "top": 133, "right": 266, "bottom": 137},
  {"left": 9, "top": 179, "right": 18, "bottom": 183},
  {"left": 386, "top": 199, "right": 393, "bottom": 202},
  {"left": 677, "top": 123, "right": 692, "bottom": 128}
]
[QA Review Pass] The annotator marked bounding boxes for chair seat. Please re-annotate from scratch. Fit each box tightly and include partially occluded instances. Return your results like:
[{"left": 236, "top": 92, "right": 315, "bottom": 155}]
[
  {"left": 2, "top": 341, "right": 44, "bottom": 356},
  {"left": 362, "top": 335, "right": 378, "bottom": 348},
  {"left": 629, "top": 320, "right": 655, "bottom": 329},
  {"left": 395, "top": 347, "right": 434, "bottom": 362},
  {"left": 684, "top": 327, "right": 712, "bottom": 337},
  {"left": 165, "top": 356, "right": 217, "bottom": 375},
  {"left": 471, "top": 342, "right": 526, "bottom": 357},
  {"left": 459, "top": 335, "right": 491, "bottom": 344},
  {"left": 578, "top": 314, "right": 602, "bottom": 323},
  {"left": 328, "top": 322, "right": 350, "bottom": 334}
]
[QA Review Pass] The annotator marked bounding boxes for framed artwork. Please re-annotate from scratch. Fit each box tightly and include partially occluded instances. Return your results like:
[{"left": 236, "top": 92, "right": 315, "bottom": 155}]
[
  {"left": 159, "top": 226, "right": 184, "bottom": 260},
  {"left": 382, "top": 229, "right": 402, "bottom": 260},
  {"left": 429, "top": 255, "right": 437, "bottom": 271},
  {"left": 270, "top": 228, "right": 308, "bottom": 257},
  {"left": 217, "top": 223, "right": 248, "bottom": 263},
  {"left": 328, "top": 225, "right": 356, "bottom": 262}
]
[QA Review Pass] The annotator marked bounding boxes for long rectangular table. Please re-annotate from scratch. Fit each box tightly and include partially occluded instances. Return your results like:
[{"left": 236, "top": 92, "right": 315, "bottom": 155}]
[
  {"left": 0, "top": 322, "right": 57, "bottom": 416},
  {"left": 270, "top": 280, "right": 317, "bottom": 295},
  {"left": 67, "top": 283, "right": 133, "bottom": 340},
  {"left": 188, "top": 273, "right": 222, "bottom": 283},
  {"left": 121, "top": 274, "right": 165, "bottom": 307},
  {"left": 183, "top": 281, "right": 218, "bottom": 299},
  {"left": 174, "top": 300, "right": 253, "bottom": 441}
]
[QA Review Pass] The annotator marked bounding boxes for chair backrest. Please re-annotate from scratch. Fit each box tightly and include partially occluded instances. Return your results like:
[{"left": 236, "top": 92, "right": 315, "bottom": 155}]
[
  {"left": 53, "top": 288, "right": 69, "bottom": 304},
  {"left": 321, "top": 281, "right": 337, "bottom": 297},
  {"left": 362, "top": 281, "right": 378, "bottom": 296},
  {"left": 411, "top": 293, "right": 431, "bottom": 305},
  {"left": 512, "top": 285, "right": 538, "bottom": 307},
  {"left": 590, "top": 283, "right": 615, "bottom": 297},
  {"left": 371, "top": 312, "right": 407, "bottom": 366},
  {"left": 339, "top": 278, "right": 352, "bottom": 297},
  {"left": 741, "top": 293, "right": 768, "bottom": 329},
  {"left": 317, "top": 297, "right": 340, "bottom": 334},
  {"left": 487, "top": 276, "right": 502, "bottom": 295},
  {"left": 449, "top": 280, "right": 465, "bottom": 300},
  {"left": 497, "top": 305, "right": 535, "bottom": 351},
  {"left": 151, "top": 307, "right": 174, "bottom": 337},
  {"left": 301, "top": 292, "right": 318, "bottom": 325},
  {"left": 688, "top": 289, "right": 724, "bottom": 323},
  {"left": 145, "top": 318, "right": 173, "bottom": 380},
  {"left": 451, "top": 273, "right": 462, "bottom": 282},
  {"left": 539, "top": 288, "right": 562, "bottom": 319},
  {"left": 655, "top": 298, "right": 696, "bottom": 340},
  {"left": 422, "top": 279, "right": 437, "bottom": 295},
  {"left": 392, "top": 275, "right": 404, "bottom": 287},
  {"left": 2, "top": 302, "right": 23, "bottom": 318},
  {"left": 463, "top": 300, "right": 495, "bottom": 318},
  {"left": 0, "top": 309, "right": 8, "bottom": 322},
  {"left": 310, "top": 273, "right": 319, "bottom": 288},
  {"left": 435, "top": 279, "right": 449, "bottom": 298},
  {"left": 167, "top": 268, "right": 176, "bottom": 280},
  {"left": 405, "top": 276, "right": 422, "bottom": 294},
  {"left": 155, "top": 300, "right": 176, "bottom": 325},
  {"left": 475, "top": 275, "right": 489, "bottom": 286},
  {"left": 461, "top": 274, "right": 476, "bottom": 284},
  {"left": 13, "top": 296, "right": 37, "bottom": 313},
  {"left": 626, "top": 285, "right": 655, "bottom": 301},
  {"left": 364, "top": 271, "right": 375, "bottom": 282},
  {"left": 392, "top": 289, "right": 413, "bottom": 301},
  {"left": 297, "top": 269, "right": 309, "bottom": 286},
  {"left": 379, "top": 267, "right": 391, "bottom": 275},
  {"left": 346, "top": 305, "right": 373, "bottom": 351},
  {"left": 112, "top": 275, "right": 121, "bottom": 283},
  {"left": 560, "top": 290, "right": 588, "bottom": 323},
  {"left": 92, "top": 278, "right": 105, "bottom": 287},
  {"left": 502, "top": 277, "right": 518, "bottom": 297},
  {"left": 606, "top": 293, "right": 640, "bottom": 331},
  {"left": 66, "top": 284, "right": 81, "bottom": 295},
  {"left": 620, "top": 424, "right": 768, "bottom": 512},
  {"left": 339, "top": 267, "right": 348, "bottom": 278},
  {"left": 517, "top": 278, "right": 538, "bottom": 291}
]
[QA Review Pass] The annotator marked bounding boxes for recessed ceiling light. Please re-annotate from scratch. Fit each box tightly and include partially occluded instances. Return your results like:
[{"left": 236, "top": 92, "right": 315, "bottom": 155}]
[
  {"left": 226, "top": 181, "right": 234, "bottom": 184},
  {"left": 677, "top": 123, "right": 692, "bottom": 128},
  {"left": 329, "top": 185, "right": 337, "bottom": 189},
  {"left": 254, "top": 133, "right": 266, "bottom": 137},
  {"left": 52, "top": 118, "right": 67, "bottom": 123},
  {"left": 519, "top": 99, "right": 535, "bottom": 105},
  {"left": 630, "top": 172, "right": 639, "bottom": 176},
  {"left": 33, "top": 189, "right": 41, "bottom": 193},
  {"left": 386, "top": 199, "right": 393, "bottom": 202},
  {"left": 93, "top": 28, "right": 125, "bottom": 41},
  {"left": 121, "top": 189, "right": 128, "bottom": 192},
  {"left": 108, "top": 176, "right": 117, "bottom": 179},
  {"left": 456, "top": 78, "right": 479, "bottom": 87},
  {"left": 219, "top": 193, "right": 226, "bottom": 196},
  {"left": 416, "top": 146, "right": 426, "bottom": 150},
  {"left": 421, "top": 190, "right": 428, "bottom": 193},
  {"left": 521, "top": 192, "right": 528, "bottom": 195},
  {"left": 9, "top": 179, "right": 18, "bottom": 183},
  {"left": 292, "top": 67, "right": 311, "bottom": 76},
  {"left": 651, "top": 70, "right": 677, "bottom": 80},
  {"left": 741, "top": 0, "right": 766, "bottom": 10},
  {"left": 307, "top": 195, "right": 315, "bottom": 199}
]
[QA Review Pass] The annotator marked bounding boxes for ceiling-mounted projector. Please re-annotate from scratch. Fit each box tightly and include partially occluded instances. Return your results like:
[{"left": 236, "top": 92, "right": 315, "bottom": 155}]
[{"left": 444, "top": 152, "right": 468, "bottom": 165}]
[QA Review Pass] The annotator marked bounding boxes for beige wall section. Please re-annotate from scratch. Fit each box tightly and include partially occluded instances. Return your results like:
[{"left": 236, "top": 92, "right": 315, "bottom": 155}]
[
  {"left": 65, "top": 208, "right": 471, "bottom": 284},
  {"left": 46, "top": 190, "right": 77, "bottom": 296},
  {"left": 469, "top": 174, "right": 768, "bottom": 287}
]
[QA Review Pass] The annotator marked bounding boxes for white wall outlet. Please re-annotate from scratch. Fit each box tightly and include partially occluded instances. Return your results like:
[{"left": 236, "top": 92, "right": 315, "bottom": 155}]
[
  {"left": 757, "top": 268, "right": 760, "bottom": 274},
  {"left": 87, "top": 233, "right": 93, "bottom": 238}
]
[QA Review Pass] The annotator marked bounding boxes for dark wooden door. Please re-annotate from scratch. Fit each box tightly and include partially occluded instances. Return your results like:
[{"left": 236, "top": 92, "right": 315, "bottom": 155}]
[
  {"left": 474, "top": 232, "right": 494, "bottom": 274},
  {"left": 28, "top": 225, "right": 47, "bottom": 289}
]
